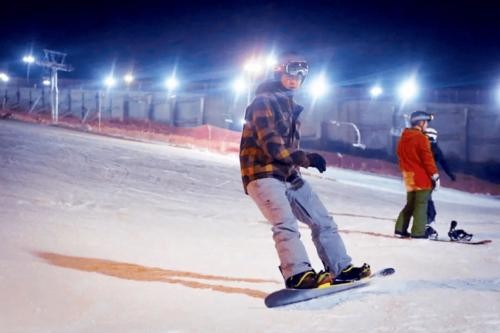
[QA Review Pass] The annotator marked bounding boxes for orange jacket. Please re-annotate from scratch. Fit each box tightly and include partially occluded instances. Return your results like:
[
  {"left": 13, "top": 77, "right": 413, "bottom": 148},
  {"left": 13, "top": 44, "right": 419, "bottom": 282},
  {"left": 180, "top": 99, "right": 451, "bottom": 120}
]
[{"left": 397, "top": 128, "right": 438, "bottom": 191}]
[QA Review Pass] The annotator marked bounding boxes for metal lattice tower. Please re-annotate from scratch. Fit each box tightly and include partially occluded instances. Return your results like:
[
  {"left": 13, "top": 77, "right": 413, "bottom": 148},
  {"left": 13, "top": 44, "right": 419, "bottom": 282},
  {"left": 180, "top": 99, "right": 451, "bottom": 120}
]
[{"left": 35, "top": 49, "right": 74, "bottom": 122}]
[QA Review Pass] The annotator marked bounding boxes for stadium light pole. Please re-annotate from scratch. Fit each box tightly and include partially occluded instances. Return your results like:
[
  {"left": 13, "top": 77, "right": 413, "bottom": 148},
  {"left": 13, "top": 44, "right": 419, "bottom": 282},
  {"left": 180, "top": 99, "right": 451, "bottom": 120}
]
[
  {"left": 123, "top": 74, "right": 134, "bottom": 122},
  {"left": 165, "top": 75, "right": 179, "bottom": 125},
  {"left": 102, "top": 75, "right": 117, "bottom": 128},
  {"left": 22, "top": 55, "right": 35, "bottom": 84},
  {"left": 391, "top": 76, "right": 420, "bottom": 153},
  {"left": 243, "top": 57, "right": 269, "bottom": 104},
  {"left": 0, "top": 72, "right": 9, "bottom": 110}
]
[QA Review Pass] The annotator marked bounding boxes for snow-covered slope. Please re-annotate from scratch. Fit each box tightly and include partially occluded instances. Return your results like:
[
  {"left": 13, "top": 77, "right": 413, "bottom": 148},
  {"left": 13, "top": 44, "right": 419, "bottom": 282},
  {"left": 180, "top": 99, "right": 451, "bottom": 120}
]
[{"left": 1, "top": 120, "right": 499, "bottom": 333}]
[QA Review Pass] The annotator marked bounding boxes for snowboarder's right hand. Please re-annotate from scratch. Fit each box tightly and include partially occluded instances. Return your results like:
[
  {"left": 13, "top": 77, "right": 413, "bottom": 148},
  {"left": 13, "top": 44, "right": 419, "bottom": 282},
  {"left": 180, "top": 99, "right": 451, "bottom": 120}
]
[
  {"left": 432, "top": 173, "right": 440, "bottom": 191},
  {"left": 307, "top": 153, "right": 326, "bottom": 173}
]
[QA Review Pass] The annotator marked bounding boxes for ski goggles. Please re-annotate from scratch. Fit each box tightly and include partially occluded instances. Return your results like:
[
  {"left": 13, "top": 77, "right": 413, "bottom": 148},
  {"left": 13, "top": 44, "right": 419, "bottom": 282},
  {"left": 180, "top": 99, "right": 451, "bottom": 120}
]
[{"left": 283, "top": 62, "right": 309, "bottom": 77}]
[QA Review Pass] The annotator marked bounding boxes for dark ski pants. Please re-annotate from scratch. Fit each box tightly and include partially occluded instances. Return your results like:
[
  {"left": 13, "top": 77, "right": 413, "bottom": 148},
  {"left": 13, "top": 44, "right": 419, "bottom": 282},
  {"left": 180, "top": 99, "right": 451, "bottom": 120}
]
[
  {"left": 427, "top": 192, "right": 436, "bottom": 224},
  {"left": 247, "top": 177, "right": 351, "bottom": 280},
  {"left": 395, "top": 190, "right": 431, "bottom": 237}
]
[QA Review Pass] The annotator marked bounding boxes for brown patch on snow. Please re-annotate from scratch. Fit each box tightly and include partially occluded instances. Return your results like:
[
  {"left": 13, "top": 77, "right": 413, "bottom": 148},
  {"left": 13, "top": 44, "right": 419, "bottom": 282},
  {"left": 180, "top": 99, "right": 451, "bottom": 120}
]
[{"left": 35, "top": 251, "right": 276, "bottom": 299}]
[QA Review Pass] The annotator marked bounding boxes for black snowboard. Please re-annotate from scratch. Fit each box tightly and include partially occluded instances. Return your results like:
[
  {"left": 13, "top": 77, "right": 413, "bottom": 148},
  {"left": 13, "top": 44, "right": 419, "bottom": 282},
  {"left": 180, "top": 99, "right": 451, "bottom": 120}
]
[
  {"left": 265, "top": 267, "right": 395, "bottom": 308},
  {"left": 429, "top": 238, "right": 492, "bottom": 245}
]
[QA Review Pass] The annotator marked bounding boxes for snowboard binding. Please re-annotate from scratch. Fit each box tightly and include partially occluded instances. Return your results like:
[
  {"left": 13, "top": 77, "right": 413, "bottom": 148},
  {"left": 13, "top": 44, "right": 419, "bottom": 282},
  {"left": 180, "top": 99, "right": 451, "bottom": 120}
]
[{"left": 448, "top": 220, "right": 473, "bottom": 242}]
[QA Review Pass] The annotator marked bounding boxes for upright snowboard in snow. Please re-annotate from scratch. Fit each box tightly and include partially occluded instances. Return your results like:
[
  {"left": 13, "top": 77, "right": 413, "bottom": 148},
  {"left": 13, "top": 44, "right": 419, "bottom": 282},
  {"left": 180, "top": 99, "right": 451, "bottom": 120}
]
[{"left": 265, "top": 267, "right": 395, "bottom": 308}]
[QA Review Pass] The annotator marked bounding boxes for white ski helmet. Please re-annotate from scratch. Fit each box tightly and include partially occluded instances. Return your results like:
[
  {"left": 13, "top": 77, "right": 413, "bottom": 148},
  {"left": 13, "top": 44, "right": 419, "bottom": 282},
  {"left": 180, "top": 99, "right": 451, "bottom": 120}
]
[{"left": 410, "top": 110, "right": 433, "bottom": 126}]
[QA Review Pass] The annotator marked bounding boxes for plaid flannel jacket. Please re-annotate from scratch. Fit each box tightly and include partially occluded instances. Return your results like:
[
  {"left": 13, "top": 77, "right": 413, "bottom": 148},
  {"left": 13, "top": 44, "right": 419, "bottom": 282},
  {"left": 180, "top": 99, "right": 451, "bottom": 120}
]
[{"left": 239, "top": 82, "right": 310, "bottom": 193}]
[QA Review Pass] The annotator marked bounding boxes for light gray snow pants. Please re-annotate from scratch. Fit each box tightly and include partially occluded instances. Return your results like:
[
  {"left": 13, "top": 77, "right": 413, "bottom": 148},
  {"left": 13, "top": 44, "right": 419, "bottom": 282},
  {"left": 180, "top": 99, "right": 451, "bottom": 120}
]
[{"left": 247, "top": 177, "right": 352, "bottom": 279}]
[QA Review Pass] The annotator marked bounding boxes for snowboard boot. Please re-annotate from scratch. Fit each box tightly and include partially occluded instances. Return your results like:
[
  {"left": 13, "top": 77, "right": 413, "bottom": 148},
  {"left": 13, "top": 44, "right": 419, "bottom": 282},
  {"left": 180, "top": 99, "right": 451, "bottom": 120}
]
[
  {"left": 316, "top": 271, "right": 334, "bottom": 288},
  {"left": 425, "top": 225, "right": 438, "bottom": 240},
  {"left": 334, "top": 263, "right": 371, "bottom": 284},
  {"left": 395, "top": 230, "right": 411, "bottom": 238},
  {"left": 285, "top": 270, "right": 318, "bottom": 289}
]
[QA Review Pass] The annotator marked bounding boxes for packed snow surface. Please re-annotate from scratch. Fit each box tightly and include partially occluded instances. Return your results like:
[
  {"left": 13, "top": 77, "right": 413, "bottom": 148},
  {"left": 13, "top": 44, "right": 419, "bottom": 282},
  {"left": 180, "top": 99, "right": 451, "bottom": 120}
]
[{"left": 1, "top": 120, "right": 499, "bottom": 332}]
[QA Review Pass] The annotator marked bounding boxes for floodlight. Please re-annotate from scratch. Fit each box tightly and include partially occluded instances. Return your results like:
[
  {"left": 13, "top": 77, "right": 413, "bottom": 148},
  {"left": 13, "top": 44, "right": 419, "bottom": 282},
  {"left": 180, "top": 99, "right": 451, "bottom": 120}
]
[
  {"left": 244, "top": 59, "right": 263, "bottom": 74},
  {"left": 124, "top": 74, "right": 134, "bottom": 84},
  {"left": 22, "top": 55, "right": 35, "bottom": 64},
  {"left": 398, "top": 78, "right": 419, "bottom": 101},
  {"left": 370, "top": 85, "right": 383, "bottom": 98},
  {"left": 42, "top": 79, "right": 50, "bottom": 86},
  {"left": 165, "top": 76, "right": 179, "bottom": 90},
  {"left": 104, "top": 76, "right": 116, "bottom": 88},
  {"left": 0, "top": 73, "right": 9, "bottom": 82},
  {"left": 309, "top": 76, "right": 328, "bottom": 98}
]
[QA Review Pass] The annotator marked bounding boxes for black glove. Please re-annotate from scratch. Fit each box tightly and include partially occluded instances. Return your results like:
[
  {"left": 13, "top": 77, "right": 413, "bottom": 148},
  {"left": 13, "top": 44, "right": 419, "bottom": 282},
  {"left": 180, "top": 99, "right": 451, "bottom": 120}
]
[
  {"left": 307, "top": 153, "right": 326, "bottom": 173},
  {"left": 450, "top": 174, "right": 456, "bottom": 181}
]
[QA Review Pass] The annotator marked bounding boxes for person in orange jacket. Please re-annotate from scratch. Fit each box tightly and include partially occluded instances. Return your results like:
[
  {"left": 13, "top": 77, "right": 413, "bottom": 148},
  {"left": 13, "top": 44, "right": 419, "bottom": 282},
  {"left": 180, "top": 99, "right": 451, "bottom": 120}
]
[{"left": 395, "top": 111, "right": 439, "bottom": 238}]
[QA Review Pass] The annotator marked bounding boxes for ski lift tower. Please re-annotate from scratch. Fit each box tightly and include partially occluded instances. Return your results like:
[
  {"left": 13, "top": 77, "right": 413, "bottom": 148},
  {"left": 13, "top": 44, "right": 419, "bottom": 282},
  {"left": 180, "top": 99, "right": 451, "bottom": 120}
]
[{"left": 38, "top": 49, "right": 74, "bottom": 123}]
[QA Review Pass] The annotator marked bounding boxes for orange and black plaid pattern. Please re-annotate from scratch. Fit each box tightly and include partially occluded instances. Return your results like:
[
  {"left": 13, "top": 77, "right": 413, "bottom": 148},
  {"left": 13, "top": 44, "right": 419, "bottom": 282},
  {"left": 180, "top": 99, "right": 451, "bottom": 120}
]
[{"left": 239, "top": 91, "right": 310, "bottom": 193}]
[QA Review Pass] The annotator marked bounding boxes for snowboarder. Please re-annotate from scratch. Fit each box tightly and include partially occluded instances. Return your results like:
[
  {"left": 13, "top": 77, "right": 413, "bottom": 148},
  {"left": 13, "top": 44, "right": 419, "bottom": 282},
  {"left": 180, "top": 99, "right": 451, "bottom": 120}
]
[
  {"left": 395, "top": 111, "right": 439, "bottom": 238},
  {"left": 239, "top": 52, "right": 370, "bottom": 289},
  {"left": 423, "top": 127, "right": 456, "bottom": 238}
]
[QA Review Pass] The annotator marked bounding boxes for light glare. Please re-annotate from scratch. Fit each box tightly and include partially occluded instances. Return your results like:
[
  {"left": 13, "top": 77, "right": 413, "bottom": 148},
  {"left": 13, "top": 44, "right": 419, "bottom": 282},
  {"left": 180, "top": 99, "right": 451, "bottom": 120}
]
[
  {"left": 0, "top": 73, "right": 9, "bottom": 82},
  {"left": 124, "top": 74, "right": 134, "bottom": 84},
  {"left": 166, "top": 77, "right": 179, "bottom": 90},
  {"left": 244, "top": 59, "right": 263, "bottom": 74},
  {"left": 370, "top": 85, "right": 383, "bottom": 97},
  {"left": 266, "top": 55, "right": 277, "bottom": 68},
  {"left": 233, "top": 77, "right": 247, "bottom": 94},
  {"left": 104, "top": 76, "right": 116, "bottom": 88},
  {"left": 398, "top": 78, "right": 419, "bottom": 101},
  {"left": 309, "top": 76, "right": 328, "bottom": 98},
  {"left": 22, "top": 55, "right": 35, "bottom": 64}
]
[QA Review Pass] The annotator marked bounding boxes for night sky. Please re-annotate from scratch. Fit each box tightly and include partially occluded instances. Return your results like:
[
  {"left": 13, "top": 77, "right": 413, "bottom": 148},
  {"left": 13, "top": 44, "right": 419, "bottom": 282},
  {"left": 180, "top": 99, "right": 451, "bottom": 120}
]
[{"left": 1, "top": 0, "right": 499, "bottom": 88}]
